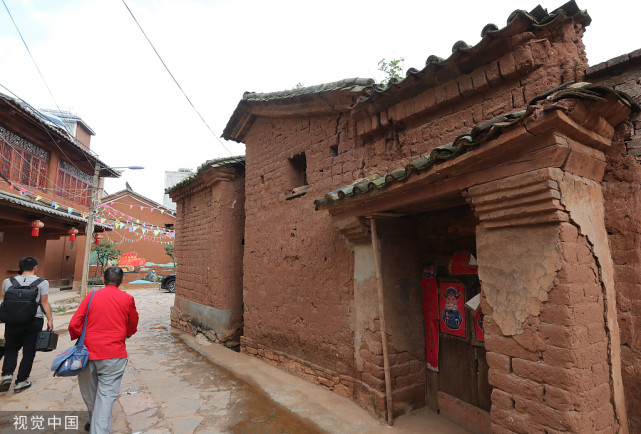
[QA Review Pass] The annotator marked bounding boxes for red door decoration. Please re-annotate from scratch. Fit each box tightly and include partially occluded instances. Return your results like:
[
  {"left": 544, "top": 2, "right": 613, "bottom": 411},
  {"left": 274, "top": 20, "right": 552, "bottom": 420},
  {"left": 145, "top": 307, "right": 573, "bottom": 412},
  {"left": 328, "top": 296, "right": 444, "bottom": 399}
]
[
  {"left": 439, "top": 281, "right": 466, "bottom": 338},
  {"left": 450, "top": 253, "right": 478, "bottom": 274},
  {"left": 474, "top": 308, "right": 485, "bottom": 342},
  {"left": 421, "top": 265, "right": 439, "bottom": 371}
]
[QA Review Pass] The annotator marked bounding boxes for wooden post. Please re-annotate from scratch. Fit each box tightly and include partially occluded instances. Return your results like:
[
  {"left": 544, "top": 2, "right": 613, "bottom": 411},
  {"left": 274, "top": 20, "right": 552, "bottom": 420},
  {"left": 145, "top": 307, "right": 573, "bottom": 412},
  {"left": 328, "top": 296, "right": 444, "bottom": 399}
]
[{"left": 370, "top": 218, "right": 394, "bottom": 425}]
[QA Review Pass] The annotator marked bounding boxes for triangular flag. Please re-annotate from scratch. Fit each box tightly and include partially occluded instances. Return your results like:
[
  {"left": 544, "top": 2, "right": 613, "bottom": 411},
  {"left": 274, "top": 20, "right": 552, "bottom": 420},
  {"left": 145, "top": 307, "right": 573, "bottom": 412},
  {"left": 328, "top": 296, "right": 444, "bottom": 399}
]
[
  {"left": 154, "top": 230, "right": 159, "bottom": 236},
  {"left": 130, "top": 205, "right": 133, "bottom": 209},
  {"left": 82, "top": 212, "right": 88, "bottom": 218},
  {"left": 53, "top": 203, "right": 60, "bottom": 209},
  {"left": 35, "top": 195, "right": 42, "bottom": 201},
  {"left": 140, "top": 206, "right": 144, "bottom": 211},
  {"left": 150, "top": 208, "right": 155, "bottom": 213},
  {"left": 67, "top": 207, "right": 73, "bottom": 214},
  {"left": 160, "top": 210, "right": 165, "bottom": 214}
]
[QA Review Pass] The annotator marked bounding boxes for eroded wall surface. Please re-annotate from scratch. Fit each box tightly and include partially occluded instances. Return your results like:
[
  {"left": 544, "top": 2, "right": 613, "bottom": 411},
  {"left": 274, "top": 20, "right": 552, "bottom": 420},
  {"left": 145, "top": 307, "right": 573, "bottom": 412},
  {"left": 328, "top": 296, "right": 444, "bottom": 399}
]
[
  {"left": 239, "top": 17, "right": 592, "bottom": 420},
  {"left": 588, "top": 53, "right": 641, "bottom": 432}
]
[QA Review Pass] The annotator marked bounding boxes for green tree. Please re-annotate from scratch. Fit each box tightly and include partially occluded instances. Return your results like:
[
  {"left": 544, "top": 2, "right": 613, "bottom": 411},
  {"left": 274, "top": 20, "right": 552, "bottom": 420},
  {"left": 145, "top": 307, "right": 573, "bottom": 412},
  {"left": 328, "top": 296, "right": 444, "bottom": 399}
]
[
  {"left": 92, "top": 242, "right": 123, "bottom": 277},
  {"left": 377, "top": 57, "right": 405, "bottom": 88},
  {"left": 164, "top": 243, "right": 176, "bottom": 268}
]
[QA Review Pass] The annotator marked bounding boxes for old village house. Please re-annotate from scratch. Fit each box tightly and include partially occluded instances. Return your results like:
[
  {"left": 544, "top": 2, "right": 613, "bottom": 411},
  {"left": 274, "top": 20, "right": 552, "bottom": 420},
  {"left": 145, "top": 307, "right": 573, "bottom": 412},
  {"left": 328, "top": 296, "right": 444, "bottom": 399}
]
[{"left": 170, "top": 2, "right": 641, "bottom": 432}]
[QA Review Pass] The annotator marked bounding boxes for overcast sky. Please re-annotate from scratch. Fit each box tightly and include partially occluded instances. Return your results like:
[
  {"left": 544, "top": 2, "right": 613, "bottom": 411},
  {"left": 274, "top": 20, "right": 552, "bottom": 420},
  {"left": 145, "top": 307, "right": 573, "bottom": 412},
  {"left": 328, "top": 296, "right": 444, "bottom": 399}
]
[{"left": 0, "top": 0, "right": 639, "bottom": 203}]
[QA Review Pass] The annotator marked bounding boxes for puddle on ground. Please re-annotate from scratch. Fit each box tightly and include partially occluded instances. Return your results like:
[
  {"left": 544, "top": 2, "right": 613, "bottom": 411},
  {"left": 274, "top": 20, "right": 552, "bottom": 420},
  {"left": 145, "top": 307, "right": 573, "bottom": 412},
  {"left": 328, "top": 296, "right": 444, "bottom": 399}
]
[{"left": 130, "top": 313, "right": 322, "bottom": 433}]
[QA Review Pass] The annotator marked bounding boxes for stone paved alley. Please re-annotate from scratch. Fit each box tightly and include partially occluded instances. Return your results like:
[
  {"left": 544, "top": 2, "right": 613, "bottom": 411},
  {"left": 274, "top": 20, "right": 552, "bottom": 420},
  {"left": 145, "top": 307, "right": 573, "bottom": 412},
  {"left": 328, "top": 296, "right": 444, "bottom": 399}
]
[{"left": 1, "top": 288, "right": 467, "bottom": 433}]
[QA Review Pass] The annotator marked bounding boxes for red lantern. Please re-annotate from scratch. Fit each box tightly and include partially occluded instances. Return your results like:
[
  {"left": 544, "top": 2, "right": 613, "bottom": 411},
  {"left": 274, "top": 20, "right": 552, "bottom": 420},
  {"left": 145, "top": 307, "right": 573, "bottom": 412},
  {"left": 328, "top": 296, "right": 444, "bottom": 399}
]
[
  {"left": 94, "top": 233, "right": 103, "bottom": 245},
  {"left": 68, "top": 228, "right": 79, "bottom": 241},
  {"left": 31, "top": 220, "right": 44, "bottom": 237}
]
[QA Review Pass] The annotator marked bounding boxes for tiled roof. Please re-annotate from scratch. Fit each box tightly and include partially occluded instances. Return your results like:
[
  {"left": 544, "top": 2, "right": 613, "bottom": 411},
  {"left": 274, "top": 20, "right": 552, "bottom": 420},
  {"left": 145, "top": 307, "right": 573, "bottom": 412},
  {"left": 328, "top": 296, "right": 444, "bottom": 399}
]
[
  {"left": 354, "top": 1, "right": 591, "bottom": 109},
  {"left": 0, "top": 93, "right": 117, "bottom": 177},
  {"left": 0, "top": 191, "right": 112, "bottom": 230},
  {"left": 314, "top": 82, "right": 640, "bottom": 210},
  {"left": 241, "top": 78, "right": 375, "bottom": 102},
  {"left": 165, "top": 155, "right": 245, "bottom": 194},
  {"left": 223, "top": 2, "right": 592, "bottom": 143},
  {"left": 585, "top": 48, "right": 641, "bottom": 78}
]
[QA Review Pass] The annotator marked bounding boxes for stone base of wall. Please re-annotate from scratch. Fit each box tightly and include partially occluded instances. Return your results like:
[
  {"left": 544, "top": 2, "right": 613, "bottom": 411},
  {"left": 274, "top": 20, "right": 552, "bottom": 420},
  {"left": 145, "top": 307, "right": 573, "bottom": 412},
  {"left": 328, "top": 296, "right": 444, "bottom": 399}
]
[
  {"left": 170, "top": 306, "right": 240, "bottom": 346},
  {"left": 240, "top": 336, "right": 387, "bottom": 419}
]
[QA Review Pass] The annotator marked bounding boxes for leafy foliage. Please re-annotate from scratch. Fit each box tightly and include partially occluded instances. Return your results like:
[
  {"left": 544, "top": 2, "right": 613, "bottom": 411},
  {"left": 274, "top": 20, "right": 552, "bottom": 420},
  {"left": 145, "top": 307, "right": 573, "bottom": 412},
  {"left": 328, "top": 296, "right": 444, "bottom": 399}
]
[
  {"left": 92, "top": 242, "right": 122, "bottom": 276},
  {"left": 165, "top": 243, "right": 176, "bottom": 268},
  {"left": 377, "top": 57, "right": 405, "bottom": 88}
]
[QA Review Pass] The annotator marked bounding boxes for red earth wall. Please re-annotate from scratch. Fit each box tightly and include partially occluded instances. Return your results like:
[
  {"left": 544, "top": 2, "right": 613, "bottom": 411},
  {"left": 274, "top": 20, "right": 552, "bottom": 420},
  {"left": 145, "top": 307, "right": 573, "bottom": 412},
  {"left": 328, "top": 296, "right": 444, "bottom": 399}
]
[
  {"left": 587, "top": 50, "right": 641, "bottom": 432},
  {"left": 239, "top": 19, "right": 589, "bottom": 418}
]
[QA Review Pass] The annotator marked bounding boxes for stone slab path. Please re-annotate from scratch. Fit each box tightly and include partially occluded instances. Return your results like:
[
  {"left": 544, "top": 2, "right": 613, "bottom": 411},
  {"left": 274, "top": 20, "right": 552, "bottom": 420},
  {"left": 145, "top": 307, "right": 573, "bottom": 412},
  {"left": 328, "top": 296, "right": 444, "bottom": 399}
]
[
  {"left": 1, "top": 289, "right": 320, "bottom": 433},
  {"left": 1, "top": 288, "right": 468, "bottom": 433}
]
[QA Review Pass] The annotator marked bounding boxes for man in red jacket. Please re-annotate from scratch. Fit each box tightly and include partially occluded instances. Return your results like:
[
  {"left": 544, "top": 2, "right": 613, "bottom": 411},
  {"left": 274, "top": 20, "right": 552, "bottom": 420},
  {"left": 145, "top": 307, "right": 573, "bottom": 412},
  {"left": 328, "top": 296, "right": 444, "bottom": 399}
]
[{"left": 69, "top": 267, "right": 138, "bottom": 433}]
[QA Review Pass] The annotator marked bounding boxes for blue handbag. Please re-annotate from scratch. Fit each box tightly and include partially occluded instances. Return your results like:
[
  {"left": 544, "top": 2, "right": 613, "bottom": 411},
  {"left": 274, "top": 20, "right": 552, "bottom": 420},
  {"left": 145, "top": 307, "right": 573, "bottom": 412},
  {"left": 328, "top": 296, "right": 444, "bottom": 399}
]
[{"left": 50, "top": 291, "right": 96, "bottom": 377}]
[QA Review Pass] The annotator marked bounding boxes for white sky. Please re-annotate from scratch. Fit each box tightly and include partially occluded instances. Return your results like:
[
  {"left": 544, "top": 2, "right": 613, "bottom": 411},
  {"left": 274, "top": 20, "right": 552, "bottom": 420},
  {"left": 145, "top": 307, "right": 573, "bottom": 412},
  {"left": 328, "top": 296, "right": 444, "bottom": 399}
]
[{"left": 0, "top": 0, "right": 639, "bottom": 203}]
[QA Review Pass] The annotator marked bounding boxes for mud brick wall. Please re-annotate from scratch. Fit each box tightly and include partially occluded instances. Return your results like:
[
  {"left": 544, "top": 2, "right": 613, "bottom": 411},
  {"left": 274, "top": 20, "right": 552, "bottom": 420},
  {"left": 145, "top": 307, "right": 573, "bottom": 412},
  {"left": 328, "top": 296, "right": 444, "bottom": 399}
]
[
  {"left": 171, "top": 171, "right": 245, "bottom": 344},
  {"left": 484, "top": 223, "right": 616, "bottom": 433},
  {"left": 174, "top": 186, "right": 213, "bottom": 304},
  {"left": 587, "top": 50, "right": 641, "bottom": 432},
  {"left": 240, "top": 19, "right": 589, "bottom": 418}
]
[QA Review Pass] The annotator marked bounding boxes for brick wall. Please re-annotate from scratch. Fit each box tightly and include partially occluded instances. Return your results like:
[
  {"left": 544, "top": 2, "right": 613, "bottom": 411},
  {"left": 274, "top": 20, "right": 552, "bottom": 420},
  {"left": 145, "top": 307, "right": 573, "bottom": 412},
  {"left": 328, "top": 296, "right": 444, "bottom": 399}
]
[
  {"left": 587, "top": 50, "right": 641, "bottom": 432},
  {"left": 485, "top": 223, "right": 615, "bottom": 432},
  {"left": 240, "top": 19, "right": 589, "bottom": 419},
  {"left": 171, "top": 167, "right": 245, "bottom": 344}
]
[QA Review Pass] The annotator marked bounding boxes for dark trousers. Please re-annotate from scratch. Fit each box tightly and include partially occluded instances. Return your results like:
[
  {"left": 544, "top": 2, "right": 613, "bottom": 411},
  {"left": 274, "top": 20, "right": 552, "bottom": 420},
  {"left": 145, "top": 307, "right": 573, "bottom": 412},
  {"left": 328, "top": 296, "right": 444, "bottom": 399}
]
[{"left": 2, "top": 316, "right": 43, "bottom": 382}]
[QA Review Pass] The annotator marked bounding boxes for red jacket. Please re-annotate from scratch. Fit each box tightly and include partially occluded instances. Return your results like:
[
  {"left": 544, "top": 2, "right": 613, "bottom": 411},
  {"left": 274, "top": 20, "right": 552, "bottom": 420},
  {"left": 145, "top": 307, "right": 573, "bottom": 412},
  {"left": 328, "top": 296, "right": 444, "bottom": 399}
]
[{"left": 69, "top": 286, "right": 139, "bottom": 360}]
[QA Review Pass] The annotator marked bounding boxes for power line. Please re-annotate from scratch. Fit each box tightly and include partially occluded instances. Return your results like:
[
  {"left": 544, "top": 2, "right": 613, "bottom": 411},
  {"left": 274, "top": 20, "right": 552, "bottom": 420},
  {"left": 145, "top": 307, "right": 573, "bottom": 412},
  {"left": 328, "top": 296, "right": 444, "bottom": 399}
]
[
  {"left": 119, "top": 0, "right": 240, "bottom": 161},
  {"left": 0, "top": 140, "right": 92, "bottom": 200},
  {"left": 0, "top": 3, "right": 96, "bottom": 172}
]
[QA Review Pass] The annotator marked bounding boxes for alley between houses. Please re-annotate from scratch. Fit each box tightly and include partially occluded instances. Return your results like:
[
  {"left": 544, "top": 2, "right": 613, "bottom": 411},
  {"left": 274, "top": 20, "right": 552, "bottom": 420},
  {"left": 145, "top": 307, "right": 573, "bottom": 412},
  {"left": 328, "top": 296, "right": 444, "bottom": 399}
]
[{"left": 1, "top": 288, "right": 466, "bottom": 433}]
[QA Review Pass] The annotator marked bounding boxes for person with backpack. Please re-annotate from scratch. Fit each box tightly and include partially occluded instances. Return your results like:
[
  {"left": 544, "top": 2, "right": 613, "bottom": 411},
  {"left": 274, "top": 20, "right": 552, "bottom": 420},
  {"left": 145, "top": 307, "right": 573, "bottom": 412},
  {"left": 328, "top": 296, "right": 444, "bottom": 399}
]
[{"left": 0, "top": 256, "right": 53, "bottom": 393}]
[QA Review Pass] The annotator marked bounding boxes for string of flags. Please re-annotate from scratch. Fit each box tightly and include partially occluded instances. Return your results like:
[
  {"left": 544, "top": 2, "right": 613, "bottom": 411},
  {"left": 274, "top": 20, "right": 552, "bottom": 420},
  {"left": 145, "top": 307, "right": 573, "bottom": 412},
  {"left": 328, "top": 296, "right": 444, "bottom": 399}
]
[
  {"left": 1, "top": 175, "right": 176, "bottom": 241},
  {"left": 1, "top": 174, "right": 88, "bottom": 219}
]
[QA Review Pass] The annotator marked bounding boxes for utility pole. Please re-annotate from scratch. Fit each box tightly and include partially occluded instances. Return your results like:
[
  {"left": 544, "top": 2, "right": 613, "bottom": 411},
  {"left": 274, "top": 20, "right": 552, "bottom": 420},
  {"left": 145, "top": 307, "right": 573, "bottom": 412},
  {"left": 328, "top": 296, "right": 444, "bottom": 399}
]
[{"left": 80, "top": 162, "right": 101, "bottom": 298}]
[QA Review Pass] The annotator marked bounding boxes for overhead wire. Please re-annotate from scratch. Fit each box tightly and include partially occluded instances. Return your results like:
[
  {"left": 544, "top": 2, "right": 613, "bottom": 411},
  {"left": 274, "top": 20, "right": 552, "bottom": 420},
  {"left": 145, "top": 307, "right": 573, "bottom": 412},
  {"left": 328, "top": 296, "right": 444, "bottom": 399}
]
[
  {"left": 0, "top": 2, "right": 102, "bottom": 174},
  {"left": 0, "top": 145, "right": 92, "bottom": 200},
  {"left": 119, "top": 0, "right": 243, "bottom": 165}
]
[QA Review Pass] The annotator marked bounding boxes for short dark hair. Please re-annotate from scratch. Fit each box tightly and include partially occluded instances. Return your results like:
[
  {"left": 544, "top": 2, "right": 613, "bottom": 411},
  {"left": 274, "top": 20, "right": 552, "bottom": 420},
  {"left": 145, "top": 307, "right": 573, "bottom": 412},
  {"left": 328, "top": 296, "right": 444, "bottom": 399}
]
[
  {"left": 19, "top": 257, "right": 39, "bottom": 273},
  {"left": 104, "top": 267, "right": 124, "bottom": 287}
]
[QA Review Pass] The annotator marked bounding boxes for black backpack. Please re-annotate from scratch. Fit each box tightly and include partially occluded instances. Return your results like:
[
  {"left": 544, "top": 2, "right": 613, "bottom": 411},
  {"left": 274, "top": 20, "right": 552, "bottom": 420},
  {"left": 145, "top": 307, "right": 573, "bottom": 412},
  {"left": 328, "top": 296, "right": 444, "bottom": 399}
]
[{"left": 0, "top": 277, "right": 44, "bottom": 324}]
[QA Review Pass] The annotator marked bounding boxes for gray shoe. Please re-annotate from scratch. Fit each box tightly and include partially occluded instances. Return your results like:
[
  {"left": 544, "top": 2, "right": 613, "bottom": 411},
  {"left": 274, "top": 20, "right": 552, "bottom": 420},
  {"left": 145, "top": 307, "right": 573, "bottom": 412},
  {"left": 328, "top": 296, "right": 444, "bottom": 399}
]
[
  {"left": 0, "top": 376, "right": 11, "bottom": 392},
  {"left": 14, "top": 381, "right": 31, "bottom": 393}
]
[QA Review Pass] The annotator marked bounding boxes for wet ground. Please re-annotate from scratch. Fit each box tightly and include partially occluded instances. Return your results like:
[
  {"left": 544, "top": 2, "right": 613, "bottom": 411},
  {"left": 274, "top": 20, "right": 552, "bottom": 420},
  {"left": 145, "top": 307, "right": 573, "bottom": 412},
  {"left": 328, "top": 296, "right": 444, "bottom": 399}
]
[{"left": 1, "top": 289, "right": 321, "bottom": 433}]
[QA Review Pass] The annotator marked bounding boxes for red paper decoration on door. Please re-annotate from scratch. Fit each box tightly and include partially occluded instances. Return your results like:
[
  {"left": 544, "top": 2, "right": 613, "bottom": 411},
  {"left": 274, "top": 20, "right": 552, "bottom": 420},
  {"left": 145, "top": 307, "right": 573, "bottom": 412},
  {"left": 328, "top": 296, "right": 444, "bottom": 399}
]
[{"left": 439, "top": 281, "right": 466, "bottom": 338}]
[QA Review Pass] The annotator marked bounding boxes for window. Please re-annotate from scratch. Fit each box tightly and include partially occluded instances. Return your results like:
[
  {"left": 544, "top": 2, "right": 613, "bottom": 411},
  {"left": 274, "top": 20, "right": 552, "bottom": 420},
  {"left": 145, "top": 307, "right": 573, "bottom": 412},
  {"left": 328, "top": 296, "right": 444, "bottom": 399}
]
[
  {"left": 285, "top": 152, "right": 308, "bottom": 200},
  {"left": 56, "top": 161, "right": 92, "bottom": 207},
  {"left": 288, "top": 152, "right": 307, "bottom": 187},
  {"left": 0, "top": 126, "right": 48, "bottom": 189}
]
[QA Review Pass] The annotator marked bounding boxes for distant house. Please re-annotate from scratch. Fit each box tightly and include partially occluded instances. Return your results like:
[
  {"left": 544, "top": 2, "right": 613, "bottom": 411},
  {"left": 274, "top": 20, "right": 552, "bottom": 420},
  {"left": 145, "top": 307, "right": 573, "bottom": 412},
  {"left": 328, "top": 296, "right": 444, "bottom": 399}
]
[
  {"left": 0, "top": 94, "right": 116, "bottom": 287},
  {"left": 163, "top": 168, "right": 193, "bottom": 210},
  {"left": 99, "top": 183, "right": 176, "bottom": 284}
]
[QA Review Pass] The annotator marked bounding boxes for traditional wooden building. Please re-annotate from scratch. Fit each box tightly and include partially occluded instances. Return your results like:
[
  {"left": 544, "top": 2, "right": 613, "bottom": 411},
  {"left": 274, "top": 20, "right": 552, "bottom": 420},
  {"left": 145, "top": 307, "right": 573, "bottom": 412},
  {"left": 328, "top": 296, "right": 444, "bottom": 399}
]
[
  {"left": 173, "top": 2, "right": 641, "bottom": 432},
  {"left": 0, "top": 94, "right": 116, "bottom": 286}
]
